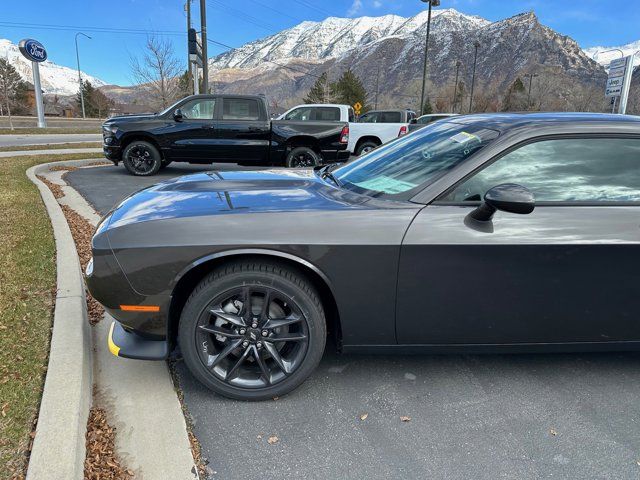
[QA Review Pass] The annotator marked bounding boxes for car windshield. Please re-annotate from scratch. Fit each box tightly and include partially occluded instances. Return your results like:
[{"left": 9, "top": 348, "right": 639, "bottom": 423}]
[{"left": 334, "top": 121, "right": 499, "bottom": 200}]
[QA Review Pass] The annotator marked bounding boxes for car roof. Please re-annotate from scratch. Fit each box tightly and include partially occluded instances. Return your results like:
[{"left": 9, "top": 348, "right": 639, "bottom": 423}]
[
  {"left": 288, "top": 104, "right": 348, "bottom": 108},
  {"left": 448, "top": 112, "right": 640, "bottom": 132}
]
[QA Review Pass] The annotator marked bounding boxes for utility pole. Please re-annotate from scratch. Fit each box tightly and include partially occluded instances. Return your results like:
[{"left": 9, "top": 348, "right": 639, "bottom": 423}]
[
  {"left": 452, "top": 60, "right": 460, "bottom": 113},
  {"left": 468, "top": 40, "right": 480, "bottom": 113},
  {"left": 186, "top": 1, "right": 193, "bottom": 94},
  {"left": 524, "top": 73, "right": 539, "bottom": 109},
  {"left": 419, "top": 0, "right": 440, "bottom": 116},
  {"left": 374, "top": 65, "right": 380, "bottom": 110},
  {"left": 75, "top": 32, "right": 91, "bottom": 119},
  {"left": 200, "top": 0, "right": 208, "bottom": 94}
]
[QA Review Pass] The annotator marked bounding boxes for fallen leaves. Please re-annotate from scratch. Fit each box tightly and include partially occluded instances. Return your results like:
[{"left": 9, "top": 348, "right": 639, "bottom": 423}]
[
  {"left": 550, "top": 428, "right": 558, "bottom": 436},
  {"left": 400, "top": 416, "right": 411, "bottom": 423},
  {"left": 267, "top": 435, "right": 279, "bottom": 445},
  {"left": 84, "top": 407, "right": 133, "bottom": 479},
  {"left": 359, "top": 413, "right": 368, "bottom": 421}
]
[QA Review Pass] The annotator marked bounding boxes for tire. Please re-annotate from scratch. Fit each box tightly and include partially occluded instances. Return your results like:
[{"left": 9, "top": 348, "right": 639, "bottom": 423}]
[
  {"left": 178, "top": 261, "right": 326, "bottom": 400},
  {"left": 160, "top": 159, "right": 172, "bottom": 169},
  {"left": 285, "top": 146, "right": 320, "bottom": 168},
  {"left": 122, "top": 141, "right": 162, "bottom": 176},
  {"left": 355, "top": 140, "right": 379, "bottom": 156}
]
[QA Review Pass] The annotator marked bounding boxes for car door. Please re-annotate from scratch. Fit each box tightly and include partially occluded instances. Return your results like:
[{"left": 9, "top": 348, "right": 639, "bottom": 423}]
[
  {"left": 167, "top": 97, "right": 217, "bottom": 161},
  {"left": 396, "top": 135, "right": 640, "bottom": 346},
  {"left": 216, "top": 97, "right": 270, "bottom": 163}
]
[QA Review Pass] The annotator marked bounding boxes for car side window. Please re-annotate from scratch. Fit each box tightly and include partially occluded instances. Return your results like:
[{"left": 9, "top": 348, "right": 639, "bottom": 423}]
[
  {"left": 441, "top": 137, "right": 640, "bottom": 203},
  {"left": 378, "top": 111, "right": 402, "bottom": 123},
  {"left": 222, "top": 98, "right": 260, "bottom": 121},
  {"left": 359, "top": 112, "right": 377, "bottom": 123},
  {"left": 284, "top": 107, "right": 312, "bottom": 121},
  {"left": 311, "top": 107, "right": 341, "bottom": 121},
  {"left": 348, "top": 108, "right": 355, "bottom": 123},
  {"left": 180, "top": 99, "right": 215, "bottom": 120}
]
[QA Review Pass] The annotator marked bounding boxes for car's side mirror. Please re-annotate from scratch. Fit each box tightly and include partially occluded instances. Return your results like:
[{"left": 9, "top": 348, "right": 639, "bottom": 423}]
[
  {"left": 409, "top": 118, "right": 417, "bottom": 124},
  {"left": 173, "top": 108, "right": 183, "bottom": 121},
  {"left": 469, "top": 183, "right": 535, "bottom": 222}
]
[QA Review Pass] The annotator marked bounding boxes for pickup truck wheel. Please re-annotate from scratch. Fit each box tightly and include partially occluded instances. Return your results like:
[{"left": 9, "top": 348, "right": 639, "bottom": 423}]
[
  {"left": 123, "top": 141, "right": 162, "bottom": 176},
  {"left": 355, "top": 141, "right": 379, "bottom": 156},
  {"left": 286, "top": 147, "right": 319, "bottom": 168}
]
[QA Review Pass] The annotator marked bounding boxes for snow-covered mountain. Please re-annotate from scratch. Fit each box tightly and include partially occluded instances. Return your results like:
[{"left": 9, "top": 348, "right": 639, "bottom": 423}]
[
  {"left": 210, "top": 9, "right": 489, "bottom": 71},
  {"left": 206, "top": 9, "right": 606, "bottom": 110},
  {"left": 584, "top": 40, "right": 640, "bottom": 70},
  {"left": 0, "top": 38, "right": 107, "bottom": 96}
]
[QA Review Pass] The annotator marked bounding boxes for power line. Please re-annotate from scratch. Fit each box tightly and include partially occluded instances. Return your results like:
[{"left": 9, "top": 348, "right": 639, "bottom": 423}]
[
  {"left": 0, "top": 20, "right": 184, "bottom": 37},
  {"left": 207, "top": 0, "right": 281, "bottom": 33},
  {"left": 246, "top": 0, "right": 305, "bottom": 23}
]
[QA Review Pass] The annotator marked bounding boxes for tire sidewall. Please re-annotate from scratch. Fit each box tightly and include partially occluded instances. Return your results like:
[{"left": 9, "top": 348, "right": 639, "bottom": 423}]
[
  {"left": 123, "top": 141, "right": 162, "bottom": 176},
  {"left": 178, "top": 265, "right": 326, "bottom": 400},
  {"left": 356, "top": 141, "right": 378, "bottom": 156},
  {"left": 286, "top": 146, "right": 319, "bottom": 168}
]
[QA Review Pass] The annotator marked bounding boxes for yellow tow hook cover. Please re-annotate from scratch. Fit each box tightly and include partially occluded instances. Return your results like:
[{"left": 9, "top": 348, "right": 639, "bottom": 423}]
[{"left": 108, "top": 322, "right": 120, "bottom": 357}]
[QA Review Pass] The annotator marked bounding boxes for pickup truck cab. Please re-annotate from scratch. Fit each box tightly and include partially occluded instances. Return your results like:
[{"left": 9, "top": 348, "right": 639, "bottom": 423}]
[
  {"left": 103, "top": 95, "right": 350, "bottom": 176},
  {"left": 278, "top": 104, "right": 412, "bottom": 156}
]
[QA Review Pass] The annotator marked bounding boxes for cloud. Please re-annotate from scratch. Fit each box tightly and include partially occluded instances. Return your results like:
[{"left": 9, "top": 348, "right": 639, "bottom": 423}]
[
  {"left": 347, "top": 0, "right": 363, "bottom": 16},
  {"left": 373, "top": 0, "right": 383, "bottom": 7}
]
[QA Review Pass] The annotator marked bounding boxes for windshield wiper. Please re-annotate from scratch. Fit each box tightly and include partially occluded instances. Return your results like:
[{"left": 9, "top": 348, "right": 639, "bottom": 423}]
[{"left": 319, "top": 164, "right": 342, "bottom": 188}]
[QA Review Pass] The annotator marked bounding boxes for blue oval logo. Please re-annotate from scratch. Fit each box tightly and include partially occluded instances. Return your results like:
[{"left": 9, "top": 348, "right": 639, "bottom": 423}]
[{"left": 18, "top": 39, "right": 47, "bottom": 63}]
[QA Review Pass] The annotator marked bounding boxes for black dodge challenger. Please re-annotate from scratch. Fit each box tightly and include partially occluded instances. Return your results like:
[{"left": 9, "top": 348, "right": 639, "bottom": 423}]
[{"left": 87, "top": 112, "right": 640, "bottom": 400}]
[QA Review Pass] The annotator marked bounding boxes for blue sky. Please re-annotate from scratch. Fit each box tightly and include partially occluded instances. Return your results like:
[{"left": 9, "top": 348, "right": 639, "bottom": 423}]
[{"left": 1, "top": 0, "right": 639, "bottom": 86}]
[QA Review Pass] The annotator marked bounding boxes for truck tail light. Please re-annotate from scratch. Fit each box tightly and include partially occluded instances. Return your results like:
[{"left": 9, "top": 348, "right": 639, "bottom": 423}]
[
  {"left": 398, "top": 125, "right": 408, "bottom": 137},
  {"left": 340, "top": 125, "right": 349, "bottom": 144}
]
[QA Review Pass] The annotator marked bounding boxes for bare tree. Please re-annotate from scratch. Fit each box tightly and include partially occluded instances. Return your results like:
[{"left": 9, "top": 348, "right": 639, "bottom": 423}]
[{"left": 130, "top": 36, "right": 182, "bottom": 109}]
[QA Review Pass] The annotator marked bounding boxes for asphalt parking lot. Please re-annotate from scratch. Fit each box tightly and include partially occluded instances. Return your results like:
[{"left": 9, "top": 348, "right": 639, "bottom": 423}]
[{"left": 66, "top": 162, "right": 640, "bottom": 479}]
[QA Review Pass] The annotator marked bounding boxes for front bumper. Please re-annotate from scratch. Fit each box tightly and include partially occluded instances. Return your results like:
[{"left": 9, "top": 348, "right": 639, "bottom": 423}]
[
  {"left": 103, "top": 144, "right": 122, "bottom": 163},
  {"left": 108, "top": 320, "right": 169, "bottom": 360}
]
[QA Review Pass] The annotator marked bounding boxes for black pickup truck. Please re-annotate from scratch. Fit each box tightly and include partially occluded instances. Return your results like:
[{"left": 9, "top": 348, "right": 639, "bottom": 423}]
[{"left": 102, "top": 94, "right": 350, "bottom": 176}]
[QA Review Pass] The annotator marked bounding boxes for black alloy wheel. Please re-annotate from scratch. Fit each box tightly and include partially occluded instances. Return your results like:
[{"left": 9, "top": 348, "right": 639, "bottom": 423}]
[
  {"left": 179, "top": 261, "right": 326, "bottom": 400},
  {"left": 286, "top": 146, "right": 319, "bottom": 168},
  {"left": 356, "top": 141, "right": 379, "bottom": 156},
  {"left": 122, "top": 141, "right": 162, "bottom": 176}
]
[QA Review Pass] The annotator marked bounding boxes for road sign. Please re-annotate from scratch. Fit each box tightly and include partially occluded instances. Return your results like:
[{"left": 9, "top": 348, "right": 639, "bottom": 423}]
[
  {"left": 353, "top": 102, "right": 362, "bottom": 115},
  {"left": 18, "top": 38, "right": 46, "bottom": 128}
]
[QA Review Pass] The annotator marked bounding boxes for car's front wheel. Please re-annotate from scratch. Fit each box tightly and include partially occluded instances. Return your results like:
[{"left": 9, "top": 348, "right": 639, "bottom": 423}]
[
  {"left": 122, "top": 141, "right": 162, "bottom": 176},
  {"left": 178, "top": 261, "right": 326, "bottom": 400}
]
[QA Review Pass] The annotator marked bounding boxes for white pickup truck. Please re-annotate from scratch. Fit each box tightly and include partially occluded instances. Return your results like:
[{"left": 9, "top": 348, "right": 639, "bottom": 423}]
[{"left": 278, "top": 104, "right": 413, "bottom": 156}]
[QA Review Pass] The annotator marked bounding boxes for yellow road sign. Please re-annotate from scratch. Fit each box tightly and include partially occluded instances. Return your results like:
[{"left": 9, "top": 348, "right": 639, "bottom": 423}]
[{"left": 353, "top": 101, "right": 362, "bottom": 111}]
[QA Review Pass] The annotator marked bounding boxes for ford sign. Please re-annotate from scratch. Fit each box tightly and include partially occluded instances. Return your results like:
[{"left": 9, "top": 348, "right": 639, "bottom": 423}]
[{"left": 18, "top": 39, "right": 47, "bottom": 63}]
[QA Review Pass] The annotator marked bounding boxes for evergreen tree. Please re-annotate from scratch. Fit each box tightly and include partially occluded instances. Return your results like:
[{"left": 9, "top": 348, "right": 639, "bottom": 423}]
[
  {"left": 333, "top": 69, "right": 368, "bottom": 111},
  {"left": 76, "top": 80, "right": 113, "bottom": 117},
  {"left": 0, "top": 58, "right": 27, "bottom": 129},
  {"left": 453, "top": 80, "right": 466, "bottom": 113},
  {"left": 502, "top": 77, "right": 527, "bottom": 112},
  {"left": 421, "top": 97, "right": 433, "bottom": 115},
  {"left": 304, "top": 72, "right": 333, "bottom": 103},
  {"left": 177, "top": 70, "right": 191, "bottom": 98}
]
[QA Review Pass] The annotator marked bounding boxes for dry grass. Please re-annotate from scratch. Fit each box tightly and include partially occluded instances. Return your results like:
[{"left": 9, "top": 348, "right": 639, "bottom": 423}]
[
  {"left": 0, "top": 128, "right": 100, "bottom": 135},
  {"left": 0, "top": 152, "right": 102, "bottom": 479},
  {"left": 0, "top": 142, "right": 101, "bottom": 152}
]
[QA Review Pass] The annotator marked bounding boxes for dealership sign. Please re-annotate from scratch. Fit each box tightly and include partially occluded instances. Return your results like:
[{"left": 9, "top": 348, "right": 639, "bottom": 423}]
[
  {"left": 18, "top": 39, "right": 47, "bottom": 63},
  {"left": 604, "top": 55, "right": 635, "bottom": 114}
]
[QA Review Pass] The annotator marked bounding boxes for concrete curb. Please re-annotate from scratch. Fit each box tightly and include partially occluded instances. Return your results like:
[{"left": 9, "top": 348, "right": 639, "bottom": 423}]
[{"left": 25, "top": 158, "right": 101, "bottom": 480}]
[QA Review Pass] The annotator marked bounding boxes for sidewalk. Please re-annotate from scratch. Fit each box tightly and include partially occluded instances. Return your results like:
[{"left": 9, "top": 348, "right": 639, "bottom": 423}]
[{"left": 0, "top": 148, "right": 102, "bottom": 158}]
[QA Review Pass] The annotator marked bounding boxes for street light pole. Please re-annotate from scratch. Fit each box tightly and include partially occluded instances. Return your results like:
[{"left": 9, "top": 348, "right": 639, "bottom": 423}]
[
  {"left": 419, "top": 0, "right": 440, "bottom": 116},
  {"left": 75, "top": 32, "right": 91, "bottom": 119},
  {"left": 452, "top": 60, "right": 461, "bottom": 113},
  {"left": 200, "top": 0, "right": 208, "bottom": 94},
  {"left": 524, "top": 73, "right": 539, "bottom": 109},
  {"left": 468, "top": 40, "right": 480, "bottom": 113}
]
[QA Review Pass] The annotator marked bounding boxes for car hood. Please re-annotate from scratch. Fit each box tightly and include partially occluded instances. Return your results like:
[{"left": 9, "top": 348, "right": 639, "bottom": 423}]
[
  {"left": 103, "top": 113, "right": 157, "bottom": 124},
  {"left": 107, "top": 169, "right": 379, "bottom": 229}
]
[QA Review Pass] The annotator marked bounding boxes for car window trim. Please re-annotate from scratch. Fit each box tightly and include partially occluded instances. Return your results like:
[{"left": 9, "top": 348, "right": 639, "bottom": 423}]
[
  {"left": 219, "top": 96, "right": 263, "bottom": 121},
  {"left": 430, "top": 132, "right": 640, "bottom": 207}
]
